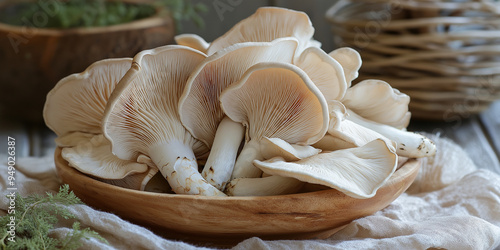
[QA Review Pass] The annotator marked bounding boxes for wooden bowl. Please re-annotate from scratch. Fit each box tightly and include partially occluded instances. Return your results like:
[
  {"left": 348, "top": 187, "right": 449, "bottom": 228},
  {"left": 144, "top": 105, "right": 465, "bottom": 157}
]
[
  {"left": 0, "top": 1, "right": 174, "bottom": 123},
  {"left": 54, "top": 147, "right": 420, "bottom": 247}
]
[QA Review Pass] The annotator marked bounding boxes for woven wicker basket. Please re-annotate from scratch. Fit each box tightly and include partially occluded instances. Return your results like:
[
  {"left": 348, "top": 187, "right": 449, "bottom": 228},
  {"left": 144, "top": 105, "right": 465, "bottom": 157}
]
[{"left": 326, "top": 0, "right": 500, "bottom": 120}]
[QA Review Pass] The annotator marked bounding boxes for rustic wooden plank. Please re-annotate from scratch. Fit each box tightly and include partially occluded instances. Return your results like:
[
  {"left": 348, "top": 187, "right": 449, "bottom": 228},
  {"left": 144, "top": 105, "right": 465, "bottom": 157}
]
[
  {"left": 479, "top": 100, "right": 500, "bottom": 158},
  {"left": 0, "top": 120, "right": 30, "bottom": 157},
  {"left": 274, "top": 0, "right": 338, "bottom": 53},
  {"left": 409, "top": 116, "right": 500, "bottom": 174}
]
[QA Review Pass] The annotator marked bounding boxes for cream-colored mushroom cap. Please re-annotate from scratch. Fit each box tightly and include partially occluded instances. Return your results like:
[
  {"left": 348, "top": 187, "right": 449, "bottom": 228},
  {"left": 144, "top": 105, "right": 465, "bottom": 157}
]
[
  {"left": 342, "top": 79, "right": 411, "bottom": 129},
  {"left": 221, "top": 62, "right": 328, "bottom": 145},
  {"left": 62, "top": 134, "right": 148, "bottom": 179},
  {"left": 221, "top": 62, "right": 328, "bottom": 179},
  {"left": 295, "top": 47, "right": 348, "bottom": 102},
  {"left": 55, "top": 132, "right": 95, "bottom": 148},
  {"left": 328, "top": 47, "right": 362, "bottom": 86},
  {"left": 260, "top": 137, "right": 321, "bottom": 162},
  {"left": 103, "top": 45, "right": 224, "bottom": 196},
  {"left": 43, "top": 58, "right": 132, "bottom": 136},
  {"left": 175, "top": 34, "right": 210, "bottom": 54},
  {"left": 207, "top": 7, "right": 314, "bottom": 55},
  {"left": 313, "top": 100, "right": 392, "bottom": 151},
  {"left": 254, "top": 139, "right": 398, "bottom": 199},
  {"left": 179, "top": 38, "right": 298, "bottom": 147}
]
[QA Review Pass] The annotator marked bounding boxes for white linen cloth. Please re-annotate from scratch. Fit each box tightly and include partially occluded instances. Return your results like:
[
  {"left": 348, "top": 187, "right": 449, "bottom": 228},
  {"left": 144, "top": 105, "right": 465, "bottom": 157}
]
[{"left": 1, "top": 134, "right": 500, "bottom": 250}]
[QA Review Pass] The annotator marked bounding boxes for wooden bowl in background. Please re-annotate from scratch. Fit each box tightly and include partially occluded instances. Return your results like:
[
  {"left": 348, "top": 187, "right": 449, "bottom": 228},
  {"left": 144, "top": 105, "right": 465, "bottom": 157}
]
[
  {"left": 0, "top": 1, "right": 174, "bottom": 123},
  {"left": 54, "top": 147, "right": 420, "bottom": 247}
]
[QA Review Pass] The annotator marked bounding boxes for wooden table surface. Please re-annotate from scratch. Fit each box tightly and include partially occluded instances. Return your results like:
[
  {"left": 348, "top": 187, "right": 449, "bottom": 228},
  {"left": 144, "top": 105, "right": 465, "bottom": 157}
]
[{"left": 1, "top": 100, "right": 499, "bottom": 175}]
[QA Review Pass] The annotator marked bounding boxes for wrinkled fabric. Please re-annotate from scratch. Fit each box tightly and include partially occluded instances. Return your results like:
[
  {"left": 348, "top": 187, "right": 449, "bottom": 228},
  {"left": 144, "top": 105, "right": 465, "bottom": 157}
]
[{"left": 1, "top": 135, "right": 500, "bottom": 250}]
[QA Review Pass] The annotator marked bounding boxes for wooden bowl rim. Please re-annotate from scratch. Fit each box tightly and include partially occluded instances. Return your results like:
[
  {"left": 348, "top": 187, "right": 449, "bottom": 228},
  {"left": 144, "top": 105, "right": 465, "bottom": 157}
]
[
  {"left": 0, "top": 1, "right": 171, "bottom": 35},
  {"left": 54, "top": 147, "right": 421, "bottom": 202}
]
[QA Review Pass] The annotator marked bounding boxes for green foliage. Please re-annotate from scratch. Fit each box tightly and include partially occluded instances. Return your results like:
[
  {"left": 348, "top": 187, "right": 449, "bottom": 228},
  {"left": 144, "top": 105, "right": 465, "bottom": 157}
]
[
  {"left": 0, "top": 0, "right": 207, "bottom": 31},
  {"left": 0, "top": 185, "right": 107, "bottom": 250},
  {"left": 155, "top": 0, "right": 208, "bottom": 31}
]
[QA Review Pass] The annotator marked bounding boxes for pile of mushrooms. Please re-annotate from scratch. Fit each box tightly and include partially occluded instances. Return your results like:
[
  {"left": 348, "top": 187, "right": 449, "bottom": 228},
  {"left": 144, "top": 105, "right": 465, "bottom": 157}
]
[{"left": 44, "top": 7, "right": 436, "bottom": 199}]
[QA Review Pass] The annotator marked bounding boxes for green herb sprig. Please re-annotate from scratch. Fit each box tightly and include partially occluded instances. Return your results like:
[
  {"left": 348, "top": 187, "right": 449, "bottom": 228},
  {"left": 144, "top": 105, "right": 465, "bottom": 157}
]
[{"left": 0, "top": 185, "right": 107, "bottom": 250}]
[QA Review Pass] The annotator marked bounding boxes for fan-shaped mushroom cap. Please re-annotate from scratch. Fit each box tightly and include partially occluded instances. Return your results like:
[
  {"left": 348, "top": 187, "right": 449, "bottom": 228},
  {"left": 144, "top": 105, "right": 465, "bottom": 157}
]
[
  {"left": 313, "top": 101, "right": 391, "bottom": 151},
  {"left": 347, "top": 110, "right": 436, "bottom": 158},
  {"left": 44, "top": 58, "right": 132, "bottom": 136},
  {"left": 55, "top": 132, "right": 95, "bottom": 148},
  {"left": 206, "top": 7, "right": 314, "bottom": 55},
  {"left": 175, "top": 34, "right": 210, "bottom": 54},
  {"left": 103, "top": 45, "right": 224, "bottom": 196},
  {"left": 221, "top": 62, "right": 329, "bottom": 178},
  {"left": 260, "top": 137, "right": 321, "bottom": 161},
  {"left": 328, "top": 47, "right": 362, "bottom": 86},
  {"left": 179, "top": 38, "right": 298, "bottom": 147},
  {"left": 254, "top": 138, "right": 398, "bottom": 199},
  {"left": 342, "top": 79, "right": 411, "bottom": 129},
  {"left": 221, "top": 62, "right": 328, "bottom": 145},
  {"left": 61, "top": 134, "right": 148, "bottom": 179},
  {"left": 104, "top": 45, "right": 208, "bottom": 160},
  {"left": 294, "top": 47, "right": 348, "bottom": 102}
]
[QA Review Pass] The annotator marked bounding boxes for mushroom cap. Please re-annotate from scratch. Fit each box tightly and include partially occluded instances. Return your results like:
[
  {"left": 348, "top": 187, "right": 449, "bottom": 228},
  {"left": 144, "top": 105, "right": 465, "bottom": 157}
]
[
  {"left": 43, "top": 58, "right": 132, "bottom": 136},
  {"left": 295, "top": 46, "right": 348, "bottom": 101},
  {"left": 220, "top": 62, "right": 328, "bottom": 145},
  {"left": 328, "top": 47, "right": 362, "bottom": 87},
  {"left": 179, "top": 38, "right": 298, "bottom": 147},
  {"left": 103, "top": 45, "right": 208, "bottom": 160},
  {"left": 206, "top": 7, "right": 314, "bottom": 55},
  {"left": 61, "top": 134, "right": 148, "bottom": 179},
  {"left": 254, "top": 138, "right": 398, "bottom": 199},
  {"left": 342, "top": 79, "right": 411, "bottom": 129},
  {"left": 55, "top": 132, "right": 95, "bottom": 148},
  {"left": 175, "top": 34, "right": 210, "bottom": 54},
  {"left": 260, "top": 137, "right": 321, "bottom": 161},
  {"left": 316, "top": 100, "right": 392, "bottom": 151}
]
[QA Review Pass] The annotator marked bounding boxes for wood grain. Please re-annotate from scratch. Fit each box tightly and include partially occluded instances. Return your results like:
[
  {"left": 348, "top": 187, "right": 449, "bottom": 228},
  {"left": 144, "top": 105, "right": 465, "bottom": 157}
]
[
  {"left": 54, "top": 147, "right": 420, "bottom": 247},
  {"left": 0, "top": 1, "right": 175, "bottom": 123}
]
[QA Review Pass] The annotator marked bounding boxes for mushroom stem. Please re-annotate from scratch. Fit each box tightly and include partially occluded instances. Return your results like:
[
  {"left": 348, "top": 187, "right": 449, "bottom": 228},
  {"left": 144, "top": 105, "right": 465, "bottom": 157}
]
[
  {"left": 346, "top": 110, "right": 436, "bottom": 158},
  {"left": 202, "top": 117, "right": 245, "bottom": 190},
  {"left": 149, "top": 141, "right": 226, "bottom": 196},
  {"left": 231, "top": 139, "right": 264, "bottom": 179}
]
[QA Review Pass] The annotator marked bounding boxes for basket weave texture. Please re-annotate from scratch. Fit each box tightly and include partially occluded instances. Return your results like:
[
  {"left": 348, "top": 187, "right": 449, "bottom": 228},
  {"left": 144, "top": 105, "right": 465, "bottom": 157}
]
[{"left": 327, "top": 0, "right": 500, "bottom": 120}]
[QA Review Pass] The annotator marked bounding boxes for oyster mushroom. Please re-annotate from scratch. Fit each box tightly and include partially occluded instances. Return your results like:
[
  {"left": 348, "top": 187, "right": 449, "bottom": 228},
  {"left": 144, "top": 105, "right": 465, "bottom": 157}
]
[
  {"left": 103, "top": 45, "right": 224, "bottom": 196},
  {"left": 313, "top": 100, "right": 391, "bottom": 151},
  {"left": 260, "top": 137, "right": 321, "bottom": 161},
  {"left": 44, "top": 58, "right": 150, "bottom": 180},
  {"left": 44, "top": 58, "right": 132, "bottom": 136},
  {"left": 175, "top": 34, "right": 210, "bottom": 54},
  {"left": 342, "top": 79, "right": 411, "bottom": 129},
  {"left": 220, "top": 62, "right": 329, "bottom": 179},
  {"left": 179, "top": 38, "right": 298, "bottom": 190},
  {"left": 62, "top": 134, "right": 148, "bottom": 179},
  {"left": 294, "top": 46, "right": 348, "bottom": 102},
  {"left": 254, "top": 138, "right": 398, "bottom": 199},
  {"left": 328, "top": 47, "right": 362, "bottom": 86},
  {"left": 347, "top": 110, "right": 437, "bottom": 158},
  {"left": 55, "top": 132, "right": 95, "bottom": 148},
  {"left": 206, "top": 7, "right": 314, "bottom": 55}
]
